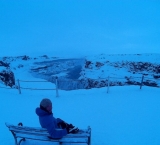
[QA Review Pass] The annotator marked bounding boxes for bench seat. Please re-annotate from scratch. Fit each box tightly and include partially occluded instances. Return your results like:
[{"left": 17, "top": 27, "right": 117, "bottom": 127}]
[{"left": 5, "top": 123, "right": 91, "bottom": 145}]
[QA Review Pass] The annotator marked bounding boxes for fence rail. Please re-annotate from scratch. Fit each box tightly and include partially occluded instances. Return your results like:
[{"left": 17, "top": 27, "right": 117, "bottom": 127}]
[
  {"left": 0, "top": 75, "right": 159, "bottom": 96},
  {"left": 17, "top": 79, "right": 59, "bottom": 97}
]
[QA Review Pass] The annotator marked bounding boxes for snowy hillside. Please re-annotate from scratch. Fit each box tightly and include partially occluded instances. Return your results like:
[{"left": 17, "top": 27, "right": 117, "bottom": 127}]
[{"left": 0, "top": 53, "right": 160, "bottom": 90}]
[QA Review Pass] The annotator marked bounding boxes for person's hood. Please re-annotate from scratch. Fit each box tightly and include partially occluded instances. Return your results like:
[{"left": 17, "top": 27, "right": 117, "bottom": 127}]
[{"left": 35, "top": 107, "right": 51, "bottom": 117}]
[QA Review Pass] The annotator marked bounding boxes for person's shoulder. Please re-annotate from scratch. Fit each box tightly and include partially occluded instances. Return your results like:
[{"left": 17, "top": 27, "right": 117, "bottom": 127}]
[
  {"left": 35, "top": 107, "right": 40, "bottom": 112},
  {"left": 36, "top": 107, "right": 52, "bottom": 116},
  {"left": 36, "top": 107, "right": 45, "bottom": 116}
]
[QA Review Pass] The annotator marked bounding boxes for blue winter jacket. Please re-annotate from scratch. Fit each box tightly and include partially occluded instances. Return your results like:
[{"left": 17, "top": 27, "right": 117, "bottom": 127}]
[{"left": 36, "top": 107, "right": 67, "bottom": 139}]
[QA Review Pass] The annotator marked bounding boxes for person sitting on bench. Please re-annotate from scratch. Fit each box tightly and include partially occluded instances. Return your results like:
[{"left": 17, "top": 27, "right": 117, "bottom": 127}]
[{"left": 36, "top": 98, "right": 79, "bottom": 139}]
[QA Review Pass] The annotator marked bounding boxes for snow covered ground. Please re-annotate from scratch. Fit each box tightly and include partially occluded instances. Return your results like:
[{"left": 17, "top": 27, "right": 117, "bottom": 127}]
[{"left": 1, "top": 79, "right": 160, "bottom": 145}]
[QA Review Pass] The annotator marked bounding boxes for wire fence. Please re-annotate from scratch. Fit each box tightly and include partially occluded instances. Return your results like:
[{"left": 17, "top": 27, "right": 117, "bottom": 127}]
[{"left": 0, "top": 75, "right": 160, "bottom": 96}]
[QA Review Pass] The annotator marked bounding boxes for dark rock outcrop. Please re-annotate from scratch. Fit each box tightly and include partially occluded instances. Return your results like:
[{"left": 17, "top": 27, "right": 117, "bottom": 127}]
[
  {"left": 0, "top": 69, "right": 15, "bottom": 87},
  {"left": 0, "top": 61, "right": 15, "bottom": 87},
  {"left": 0, "top": 61, "right": 9, "bottom": 67}
]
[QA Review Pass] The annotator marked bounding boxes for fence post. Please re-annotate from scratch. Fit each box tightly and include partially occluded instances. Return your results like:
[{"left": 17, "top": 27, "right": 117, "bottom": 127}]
[
  {"left": 140, "top": 75, "right": 144, "bottom": 89},
  {"left": 17, "top": 79, "right": 21, "bottom": 94},
  {"left": 107, "top": 76, "right": 110, "bottom": 93},
  {"left": 55, "top": 76, "right": 59, "bottom": 97}
]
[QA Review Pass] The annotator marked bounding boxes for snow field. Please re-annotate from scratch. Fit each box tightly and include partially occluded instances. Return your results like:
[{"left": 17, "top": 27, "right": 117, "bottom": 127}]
[{"left": 1, "top": 84, "right": 160, "bottom": 145}]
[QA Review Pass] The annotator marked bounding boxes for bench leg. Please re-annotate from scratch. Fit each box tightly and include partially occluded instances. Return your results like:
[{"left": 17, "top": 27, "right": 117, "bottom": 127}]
[
  {"left": 14, "top": 137, "right": 18, "bottom": 145},
  {"left": 10, "top": 131, "right": 18, "bottom": 145},
  {"left": 18, "top": 138, "right": 25, "bottom": 145},
  {"left": 10, "top": 131, "right": 25, "bottom": 145},
  {"left": 88, "top": 126, "right": 91, "bottom": 145}
]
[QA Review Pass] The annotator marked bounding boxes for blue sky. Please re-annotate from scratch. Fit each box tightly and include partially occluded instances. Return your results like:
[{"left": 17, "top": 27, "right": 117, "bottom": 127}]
[{"left": 0, "top": 0, "right": 160, "bottom": 57}]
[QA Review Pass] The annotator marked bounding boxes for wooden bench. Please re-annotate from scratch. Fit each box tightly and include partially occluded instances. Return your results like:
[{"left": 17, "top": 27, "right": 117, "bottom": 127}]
[{"left": 5, "top": 123, "right": 91, "bottom": 145}]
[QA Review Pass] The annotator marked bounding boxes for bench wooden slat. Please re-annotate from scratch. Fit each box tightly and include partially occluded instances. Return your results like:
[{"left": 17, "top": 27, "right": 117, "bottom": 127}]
[
  {"left": 16, "top": 133, "right": 88, "bottom": 143},
  {"left": 7, "top": 124, "right": 90, "bottom": 133},
  {"left": 59, "top": 143, "right": 88, "bottom": 145},
  {"left": 8, "top": 126, "right": 90, "bottom": 137}
]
